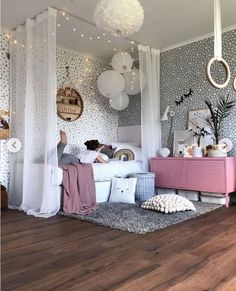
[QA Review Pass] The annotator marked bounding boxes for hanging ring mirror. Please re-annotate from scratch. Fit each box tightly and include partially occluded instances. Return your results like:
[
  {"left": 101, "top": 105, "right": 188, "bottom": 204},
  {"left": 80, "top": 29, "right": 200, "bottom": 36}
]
[
  {"left": 206, "top": 57, "right": 230, "bottom": 89},
  {"left": 56, "top": 66, "right": 84, "bottom": 122}
]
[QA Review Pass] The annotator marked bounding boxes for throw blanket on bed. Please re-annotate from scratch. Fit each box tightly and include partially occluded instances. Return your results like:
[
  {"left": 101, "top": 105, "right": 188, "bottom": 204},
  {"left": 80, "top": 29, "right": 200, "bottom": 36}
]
[{"left": 60, "top": 163, "right": 98, "bottom": 214}]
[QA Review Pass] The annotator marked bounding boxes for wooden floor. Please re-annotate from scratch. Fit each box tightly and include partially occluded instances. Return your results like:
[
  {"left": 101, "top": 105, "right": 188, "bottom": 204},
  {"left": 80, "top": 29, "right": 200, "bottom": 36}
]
[{"left": 1, "top": 206, "right": 236, "bottom": 291}]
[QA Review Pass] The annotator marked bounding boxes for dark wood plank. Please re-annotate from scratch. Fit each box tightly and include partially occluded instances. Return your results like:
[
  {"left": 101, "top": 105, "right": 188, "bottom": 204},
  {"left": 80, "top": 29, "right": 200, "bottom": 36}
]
[{"left": 1, "top": 205, "right": 236, "bottom": 291}]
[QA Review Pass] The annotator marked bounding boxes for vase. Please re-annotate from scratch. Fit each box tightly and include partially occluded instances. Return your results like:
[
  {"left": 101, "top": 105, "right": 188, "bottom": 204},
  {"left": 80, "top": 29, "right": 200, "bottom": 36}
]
[
  {"left": 159, "top": 147, "right": 170, "bottom": 157},
  {"left": 192, "top": 145, "right": 203, "bottom": 157}
]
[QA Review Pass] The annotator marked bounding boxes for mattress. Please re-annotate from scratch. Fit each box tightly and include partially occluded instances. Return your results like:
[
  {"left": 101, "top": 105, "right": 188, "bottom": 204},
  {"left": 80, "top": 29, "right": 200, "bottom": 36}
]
[{"left": 58, "top": 160, "right": 143, "bottom": 184}]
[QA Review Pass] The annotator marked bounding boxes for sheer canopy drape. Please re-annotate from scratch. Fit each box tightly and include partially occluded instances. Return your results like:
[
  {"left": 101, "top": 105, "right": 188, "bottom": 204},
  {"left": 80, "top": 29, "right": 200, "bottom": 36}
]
[
  {"left": 138, "top": 45, "right": 161, "bottom": 170},
  {"left": 9, "top": 7, "right": 60, "bottom": 217}
]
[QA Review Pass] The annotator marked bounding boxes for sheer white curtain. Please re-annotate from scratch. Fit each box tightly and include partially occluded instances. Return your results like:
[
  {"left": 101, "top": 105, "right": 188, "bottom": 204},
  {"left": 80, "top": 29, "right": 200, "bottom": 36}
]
[
  {"left": 9, "top": 7, "right": 60, "bottom": 217},
  {"left": 138, "top": 45, "right": 161, "bottom": 170}
]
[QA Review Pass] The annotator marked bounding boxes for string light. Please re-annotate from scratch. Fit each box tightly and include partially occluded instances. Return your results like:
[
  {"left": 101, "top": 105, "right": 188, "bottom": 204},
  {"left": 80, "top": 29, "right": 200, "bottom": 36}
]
[
  {"left": 13, "top": 40, "right": 17, "bottom": 44},
  {"left": 56, "top": 10, "right": 138, "bottom": 56}
]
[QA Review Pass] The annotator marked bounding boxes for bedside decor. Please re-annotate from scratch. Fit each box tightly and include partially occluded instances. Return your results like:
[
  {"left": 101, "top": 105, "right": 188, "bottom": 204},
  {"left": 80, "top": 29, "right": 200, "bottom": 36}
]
[
  {"left": 173, "top": 130, "right": 193, "bottom": 157},
  {"left": 188, "top": 108, "right": 214, "bottom": 147},
  {"left": 94, "top": 0, "right": 144, "bottom": 37},
  {"left": 205, "top": 93, "right": 236, "bottom": 156},
  {"left": 57, "top": 66, "right": 83, "bottom": 122},
  {"left": 160, "top": 106, "right": 176, "bottom": 155},
  {"left": 113, "top": 148, "right": 134, "bottom": 161},
  {"left": 189, "top": 126, "right": 211, "bottom": 157}
]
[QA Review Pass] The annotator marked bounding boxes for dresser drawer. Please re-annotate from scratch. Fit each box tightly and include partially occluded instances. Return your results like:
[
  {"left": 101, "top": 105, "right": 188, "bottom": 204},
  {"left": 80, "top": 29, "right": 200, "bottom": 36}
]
[
  {"left": 185, "top": 160, "right": 225, "bottom": 192},
  {"left": 151, "top": 159, "right": 185, "bottom": 188}
]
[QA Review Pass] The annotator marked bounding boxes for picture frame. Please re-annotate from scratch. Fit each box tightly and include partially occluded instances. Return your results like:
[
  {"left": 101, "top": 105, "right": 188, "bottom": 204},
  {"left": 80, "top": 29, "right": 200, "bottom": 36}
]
[
  {"left": 173, "top": 130, "right": 194, "bottom": 157},
  {"left": 188, "top": 108, "right": 214, "bottom": 147}
]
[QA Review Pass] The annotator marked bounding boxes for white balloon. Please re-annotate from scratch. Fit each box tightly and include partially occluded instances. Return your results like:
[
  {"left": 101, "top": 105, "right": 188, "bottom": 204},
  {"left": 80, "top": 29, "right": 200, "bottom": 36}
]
[
  {"left": 123, "top": 68, "right": 146, "bottom": 95},
  {"left": 97, "top": 70, "right": 124, "bottom": 98},
  {"left": 110, "top": 92, "right": 129, "bottom": 111},
  {"left": 111, "top": 52, "right": 133, "bottom": 73}
]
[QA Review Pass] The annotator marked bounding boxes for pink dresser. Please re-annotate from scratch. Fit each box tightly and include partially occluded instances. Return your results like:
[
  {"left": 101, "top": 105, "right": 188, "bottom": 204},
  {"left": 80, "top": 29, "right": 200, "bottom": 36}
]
[{"left": 150, "top": 157, "right": 236, "bottom": 207}]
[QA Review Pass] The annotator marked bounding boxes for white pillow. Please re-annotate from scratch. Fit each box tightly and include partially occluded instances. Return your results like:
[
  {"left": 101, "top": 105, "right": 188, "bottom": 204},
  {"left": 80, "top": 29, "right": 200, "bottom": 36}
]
[
  {"left": 109, "top": 177, "right": 137, "bottom": 204},
  {"left": 112, "top": 143, "right": 143, "bottom": 161},
  {"left": 99, "top": 153, "right": 109, "bottom": 161},
  {"left": 141, "top": 194, "right": 196, "bottom": 213}
]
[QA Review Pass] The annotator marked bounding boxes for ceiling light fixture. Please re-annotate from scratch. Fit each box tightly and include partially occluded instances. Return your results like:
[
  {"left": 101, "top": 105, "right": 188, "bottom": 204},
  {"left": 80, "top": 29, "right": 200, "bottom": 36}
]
[{"left": 94, "top": 0, "right": 144, "bottom": 38}]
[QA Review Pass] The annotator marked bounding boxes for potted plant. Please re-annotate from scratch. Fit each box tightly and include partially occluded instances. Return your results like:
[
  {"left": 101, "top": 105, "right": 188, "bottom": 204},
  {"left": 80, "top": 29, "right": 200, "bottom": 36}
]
[{"left": 204, "top": 93, "right": 236, "bottom": 157}]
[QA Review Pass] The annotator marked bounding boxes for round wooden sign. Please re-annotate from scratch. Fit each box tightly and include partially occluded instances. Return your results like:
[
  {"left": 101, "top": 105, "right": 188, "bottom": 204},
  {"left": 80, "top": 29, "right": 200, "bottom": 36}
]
[{"left": 56, "top": 87, "right": 83, "bottom": 122}]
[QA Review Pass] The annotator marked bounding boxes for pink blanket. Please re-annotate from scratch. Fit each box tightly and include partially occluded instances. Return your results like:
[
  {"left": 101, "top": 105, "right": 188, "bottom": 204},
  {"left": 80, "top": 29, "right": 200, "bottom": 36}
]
[{"left": 60, "top": 163, "right": 98, "bottom": 214}]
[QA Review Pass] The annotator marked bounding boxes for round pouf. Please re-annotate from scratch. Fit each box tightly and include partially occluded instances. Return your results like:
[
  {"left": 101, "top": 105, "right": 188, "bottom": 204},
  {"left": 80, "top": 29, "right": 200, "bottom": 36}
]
[{"left": 128, "top": 172, "right": 155, "bottom": 201}]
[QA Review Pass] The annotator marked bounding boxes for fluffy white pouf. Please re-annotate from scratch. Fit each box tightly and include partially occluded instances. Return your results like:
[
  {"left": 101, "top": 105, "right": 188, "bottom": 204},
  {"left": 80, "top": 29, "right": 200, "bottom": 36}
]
[{"left": 141, "top": 194, "right": 196, "bottom": 213}]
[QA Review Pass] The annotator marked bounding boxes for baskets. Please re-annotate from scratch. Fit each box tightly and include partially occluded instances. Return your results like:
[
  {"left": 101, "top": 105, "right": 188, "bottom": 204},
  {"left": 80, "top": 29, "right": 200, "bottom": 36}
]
[{"left": 128, "top": 172, "right": 155, "bottom": 201}]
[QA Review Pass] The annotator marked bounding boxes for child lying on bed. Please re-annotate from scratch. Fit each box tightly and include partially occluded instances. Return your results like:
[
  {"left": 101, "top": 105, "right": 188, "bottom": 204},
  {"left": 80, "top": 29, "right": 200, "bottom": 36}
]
[{"left": 58, "top": 130, "right": 108, "bottom": 164}]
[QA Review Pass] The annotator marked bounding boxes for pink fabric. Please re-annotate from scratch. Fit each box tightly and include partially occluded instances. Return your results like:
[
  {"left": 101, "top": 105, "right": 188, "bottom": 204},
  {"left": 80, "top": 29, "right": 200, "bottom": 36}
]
[{"left": 60, "top": 163, "right": 98, "bottom": 214}]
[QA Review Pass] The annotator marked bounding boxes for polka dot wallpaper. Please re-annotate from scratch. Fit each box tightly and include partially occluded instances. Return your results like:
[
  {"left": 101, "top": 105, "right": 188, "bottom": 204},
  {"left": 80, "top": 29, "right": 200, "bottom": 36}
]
[
  {"left": 56, "top": 47, "right": 118, "bottom": 155},
  {"left": 160, "top": 29, "right": 236, "bottom": 156}
]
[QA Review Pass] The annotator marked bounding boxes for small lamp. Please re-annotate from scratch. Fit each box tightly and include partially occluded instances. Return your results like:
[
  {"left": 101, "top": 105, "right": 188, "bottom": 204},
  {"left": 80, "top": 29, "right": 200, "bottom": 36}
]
[
  {"left": 159, "top": 106, "right": 175, "bottom": 157},
  {"left": 161, "top": 106, "right": 175, "bottom": 121}
]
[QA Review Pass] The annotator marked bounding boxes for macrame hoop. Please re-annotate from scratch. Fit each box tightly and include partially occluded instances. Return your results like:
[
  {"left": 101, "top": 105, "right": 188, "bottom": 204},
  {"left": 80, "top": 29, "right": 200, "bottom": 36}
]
[{"left": 206, "top": 57, "right": 230, "bottom": 89}]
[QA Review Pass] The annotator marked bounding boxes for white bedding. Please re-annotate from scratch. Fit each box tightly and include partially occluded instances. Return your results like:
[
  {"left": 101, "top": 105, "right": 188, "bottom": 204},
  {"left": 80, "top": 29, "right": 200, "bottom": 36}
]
[{"left": 58, "top": 160, "right": 143, "bottom": 184}]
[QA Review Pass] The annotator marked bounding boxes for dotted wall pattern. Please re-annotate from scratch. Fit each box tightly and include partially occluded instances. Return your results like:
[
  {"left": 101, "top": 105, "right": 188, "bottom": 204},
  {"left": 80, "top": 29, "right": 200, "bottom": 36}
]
[
  {"left": 118, "top": 93, "right": 141, "bottom": 127},
  {"left": 0, "top": 33, "right": 10, "bottom": 188},
  {"left": 56, "top": 47, "right": 118, "bottom": 155},
  {"left": 160, "top": 29, "right": 236, "bottom": 156}
]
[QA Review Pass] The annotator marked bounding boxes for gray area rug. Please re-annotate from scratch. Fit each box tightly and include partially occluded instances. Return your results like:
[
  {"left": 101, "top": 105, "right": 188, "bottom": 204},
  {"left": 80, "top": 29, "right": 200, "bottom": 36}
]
[{"left": 58, "top": 202, "right": 222, "bottom": 234}]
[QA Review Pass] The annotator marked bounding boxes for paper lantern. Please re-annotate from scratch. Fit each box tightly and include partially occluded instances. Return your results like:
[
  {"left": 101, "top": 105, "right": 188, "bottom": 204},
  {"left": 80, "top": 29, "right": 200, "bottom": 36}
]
[
  {"left": 110, "top": 92, "right": 129, "bottom": 110},
  {"left": 97, "top": 70, "right": 125, "bottom": 98},
  {"left": 111, "top": 52, "right": 133, "bottom": 73},
  {"left": 123, "top": 68, "right": 145, "bottom": 95},
  {"left": 94, "top": 0, "right": 144, "bottom": 37}
]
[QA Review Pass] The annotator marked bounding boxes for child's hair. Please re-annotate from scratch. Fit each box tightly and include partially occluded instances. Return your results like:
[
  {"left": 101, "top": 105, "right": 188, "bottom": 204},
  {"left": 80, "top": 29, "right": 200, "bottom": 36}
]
[{"left": 84, "top": 139, "right": 100, "bottom": 150}]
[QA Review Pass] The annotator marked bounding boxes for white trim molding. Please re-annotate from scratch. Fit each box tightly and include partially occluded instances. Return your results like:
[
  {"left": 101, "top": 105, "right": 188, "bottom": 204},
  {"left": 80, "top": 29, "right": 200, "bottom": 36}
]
[{"left": 161, "top": 25, "right": 236, "bottom": 53}]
